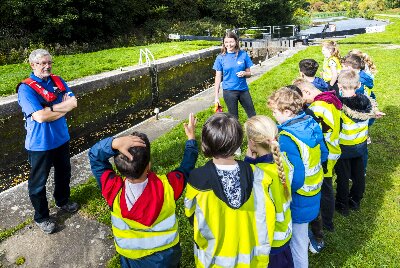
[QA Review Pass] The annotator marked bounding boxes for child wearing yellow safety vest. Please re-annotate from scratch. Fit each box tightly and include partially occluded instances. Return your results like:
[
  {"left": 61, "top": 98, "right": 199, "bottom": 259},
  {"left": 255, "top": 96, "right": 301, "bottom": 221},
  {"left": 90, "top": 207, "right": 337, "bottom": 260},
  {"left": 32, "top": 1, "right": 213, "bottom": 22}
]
[
  {"left": 185, "top": 112, "right": 276, "bottom": 267},
  {"left": 244, "top": 115, "right": 294, "bottom": 268},
  {"left": 335, "top": 70, "right": 384, "bottom": 216},
  {"left": 89, "top": 114, "right": 198, "bottom": 268},
  {"left": 294, "top": 79, "right": 342, "bottom": 253},
  {"left": 321, "top": 40, "right": 342, "bottom": 93},
  {"left": 268, "top": 87, "right": 328, "bottom": 268}
]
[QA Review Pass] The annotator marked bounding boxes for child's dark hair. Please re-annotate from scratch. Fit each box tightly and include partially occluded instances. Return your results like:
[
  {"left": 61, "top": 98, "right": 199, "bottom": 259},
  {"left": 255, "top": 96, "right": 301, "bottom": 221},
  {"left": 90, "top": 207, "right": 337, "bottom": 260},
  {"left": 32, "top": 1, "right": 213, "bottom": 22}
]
[
  {"left": 299, "top": 59, "right": 319, "bottom": 77},
  {"left": 114, "top": 132, "right": 151, "bottom": 179},
  {"left": 344, "top": 54, "right": 362, "bottom": 70},
  {"left": 202, "top": 113, "right": 243, "bottom": 158}
]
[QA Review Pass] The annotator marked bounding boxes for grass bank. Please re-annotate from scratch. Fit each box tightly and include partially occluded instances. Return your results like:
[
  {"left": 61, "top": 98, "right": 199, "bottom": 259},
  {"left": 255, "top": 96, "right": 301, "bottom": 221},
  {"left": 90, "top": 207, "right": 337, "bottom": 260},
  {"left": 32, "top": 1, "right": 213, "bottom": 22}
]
[
  {"left": 60, "top": 16, "right": 400, "bottom": 268},
  {"left": 0, "top": 40, "right": 218, "bottom": 96}
]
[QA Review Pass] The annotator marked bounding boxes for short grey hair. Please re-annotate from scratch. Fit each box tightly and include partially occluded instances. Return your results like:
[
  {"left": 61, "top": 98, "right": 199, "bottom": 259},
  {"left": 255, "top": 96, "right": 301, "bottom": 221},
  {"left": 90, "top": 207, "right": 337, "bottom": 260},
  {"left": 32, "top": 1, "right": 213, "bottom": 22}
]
[{"left": 29, "top": 49, "right": 52, "bottom": 64}]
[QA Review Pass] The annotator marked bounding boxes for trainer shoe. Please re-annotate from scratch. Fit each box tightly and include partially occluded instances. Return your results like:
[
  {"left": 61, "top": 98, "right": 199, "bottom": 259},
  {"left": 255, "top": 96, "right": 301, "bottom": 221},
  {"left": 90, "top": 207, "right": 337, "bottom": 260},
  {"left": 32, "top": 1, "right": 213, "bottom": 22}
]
[
  {"left": 56, "top": 201, "right": 79, "bottom": 213},
  {"left": 335, "top": 202, "right": 349, "bottom": 216},
  {"left": 35, "top": 219, "right": 56, "bottom": 234},
  {"left": 349, "top": 198, "right": 360, "bottom": 211},
  {"left": 309, "top": 232, "right": 325, "bottom": 254}
]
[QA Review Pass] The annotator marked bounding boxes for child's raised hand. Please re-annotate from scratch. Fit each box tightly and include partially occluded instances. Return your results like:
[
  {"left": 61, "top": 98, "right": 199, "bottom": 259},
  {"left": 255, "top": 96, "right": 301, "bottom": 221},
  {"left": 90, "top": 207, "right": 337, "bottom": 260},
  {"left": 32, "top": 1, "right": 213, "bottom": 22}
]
[
  {"left": 112, "top": 135, "right": 146, "bottom": 161},
  {"left": 184, "top": 113, "right": 196, "bottom": 140}
]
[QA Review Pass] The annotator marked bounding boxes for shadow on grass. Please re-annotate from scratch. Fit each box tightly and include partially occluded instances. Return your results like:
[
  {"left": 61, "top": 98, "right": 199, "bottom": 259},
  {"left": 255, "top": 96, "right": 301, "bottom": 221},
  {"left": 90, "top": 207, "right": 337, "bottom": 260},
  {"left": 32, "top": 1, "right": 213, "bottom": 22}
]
[{"left": 310, "top": 105, "right": 400, "bottom": 267}]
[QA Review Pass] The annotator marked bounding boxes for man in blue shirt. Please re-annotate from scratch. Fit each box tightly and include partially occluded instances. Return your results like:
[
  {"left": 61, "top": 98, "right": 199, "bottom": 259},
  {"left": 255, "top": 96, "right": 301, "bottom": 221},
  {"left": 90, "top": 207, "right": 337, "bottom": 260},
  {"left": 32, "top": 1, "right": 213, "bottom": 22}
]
[{"left": 17, "top": 49, "right": 78, "bottom": 234}]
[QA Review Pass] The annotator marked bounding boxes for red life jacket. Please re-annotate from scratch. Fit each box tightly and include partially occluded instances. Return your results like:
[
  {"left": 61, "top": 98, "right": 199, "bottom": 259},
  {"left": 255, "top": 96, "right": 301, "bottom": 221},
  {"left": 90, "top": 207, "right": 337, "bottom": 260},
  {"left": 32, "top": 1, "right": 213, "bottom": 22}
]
[{"left": 16, "top": 74, "right": 66, "bottom": 102}]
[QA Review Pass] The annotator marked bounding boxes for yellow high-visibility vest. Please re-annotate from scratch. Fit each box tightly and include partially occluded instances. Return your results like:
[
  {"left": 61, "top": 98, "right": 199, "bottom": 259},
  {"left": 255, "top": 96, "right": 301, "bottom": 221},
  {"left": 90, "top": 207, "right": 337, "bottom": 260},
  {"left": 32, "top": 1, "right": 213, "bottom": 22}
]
[
  {"left": 257, "top": 153, "right": 293, "bottom": 248},
  {"left": 323, "top": 56, "right": 342, "bottom": 82},
  {"left": 339, "top": 112, "right": 369, "bottom": 146},
  {"left": 310, "top": 101, "right": 342, "bottom": 177},
  {"left": 111, "top": 175, "right": 179, "bottom": 259},
  {"left": 280, "top": 131, "right": 324, "bottom": 196},
  {"left": 185, "top": 165, "right": 275, "bottom": 267}
]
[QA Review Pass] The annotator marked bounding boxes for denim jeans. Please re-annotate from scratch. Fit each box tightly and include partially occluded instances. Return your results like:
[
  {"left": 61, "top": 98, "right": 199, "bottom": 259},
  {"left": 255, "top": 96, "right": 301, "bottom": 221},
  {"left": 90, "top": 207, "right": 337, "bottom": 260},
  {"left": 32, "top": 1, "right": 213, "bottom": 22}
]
[
  {"left": 120, "top": 243, "right": 181, "bottom": 268},
  {"left": 27, "top": 141, "right": 71, "bottom": 222},
  {"left": 290, "top": 223, "right": 309, "bottom": 268},
  {"left": 223, "top": 90, "right": 256, "bottom": 119}
]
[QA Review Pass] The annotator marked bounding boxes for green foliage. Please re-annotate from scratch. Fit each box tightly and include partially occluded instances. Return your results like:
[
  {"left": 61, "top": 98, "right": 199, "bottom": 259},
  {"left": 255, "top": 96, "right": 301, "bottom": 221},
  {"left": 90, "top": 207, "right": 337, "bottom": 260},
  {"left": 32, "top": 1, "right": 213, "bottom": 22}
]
[
  {"left": 0, "top": 40, "right": 219, "bottom": 96},
  {"left": 0, "top": 219, "right": 31, "bottom": 243},
  {"left": 15, "top": 256, "right": 25, "bottom": 265}
]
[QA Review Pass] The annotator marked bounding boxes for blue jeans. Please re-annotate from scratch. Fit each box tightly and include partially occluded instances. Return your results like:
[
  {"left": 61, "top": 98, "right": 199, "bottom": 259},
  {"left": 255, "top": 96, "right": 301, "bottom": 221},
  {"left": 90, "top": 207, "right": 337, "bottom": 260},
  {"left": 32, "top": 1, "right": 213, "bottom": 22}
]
[
  {"left": 120, "top": 243, "right": 181, "bottom": 268},
  {"left": 223, "top": 90, "right": 256, "bottom": 119},
  {"left": 27, "top": 141, "right": 71, "bottom": 222}
]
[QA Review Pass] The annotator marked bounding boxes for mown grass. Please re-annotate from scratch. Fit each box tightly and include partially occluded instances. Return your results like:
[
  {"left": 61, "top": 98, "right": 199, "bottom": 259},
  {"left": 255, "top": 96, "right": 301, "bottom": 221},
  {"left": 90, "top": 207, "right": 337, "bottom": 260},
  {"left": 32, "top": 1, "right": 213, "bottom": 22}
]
[
  {"left": 69, "top": 16, "right": 400, "bottom": 268},
  {"left": 0, "top": 40, "right": 219, "bottom": 96}
]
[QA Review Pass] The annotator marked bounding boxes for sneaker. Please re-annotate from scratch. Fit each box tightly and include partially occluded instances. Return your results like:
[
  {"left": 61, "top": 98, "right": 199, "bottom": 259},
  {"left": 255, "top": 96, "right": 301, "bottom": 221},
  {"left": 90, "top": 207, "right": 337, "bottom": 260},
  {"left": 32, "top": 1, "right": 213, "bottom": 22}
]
[
  {"left": 367, "top": 137, "right": 372, "bottom": 145},
  {"left": 309, "top": 232, "right": 325, "bottom": 254},
  {"left": 56, "top": 201, "right": 79, "bottom": 213},
  {"left": 35, "top": 219, "right": 56, "bottom": 234},
  {"left": 349, "top": 198, "right": 360, "bottom": 211}
]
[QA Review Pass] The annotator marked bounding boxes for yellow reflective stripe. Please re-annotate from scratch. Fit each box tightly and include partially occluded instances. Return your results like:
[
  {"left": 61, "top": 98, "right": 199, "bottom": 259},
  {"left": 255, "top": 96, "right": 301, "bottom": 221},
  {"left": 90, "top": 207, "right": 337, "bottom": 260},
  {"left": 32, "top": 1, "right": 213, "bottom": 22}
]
[
  {"left": 274, "top": 220, "right": 292, "bottom": 241},
  {"left": 276, "top": 200, "right": 291, "bottom": 222},
  {"left": 328, "top": 153, "right": 341, "bottom": 160},
  {"left": 305, "top": 163, "right": 322, "bottom": 177},
  {"left": 115, "top": 231, "right": 178, "bottom": 250},
  {"left": 196, "top": 246, "right": 270, "bottom": 267},
  {"left": 300, "top": 180, "right": 323, "bottom": 193},
  {"left": 342, "top": 121, "right": 368, "bottom": 131},
  {"left": 184, "top": 196, "right": 195, "bottom": 210},
  {"left": 111, "top": 214, "right": 176, "bottom": 232},
  {"left": 310, "top": 105, "right": 335, "bottom": 128},
  {"left": 340, "top": 130, "right": 368, "bottom": 141}
]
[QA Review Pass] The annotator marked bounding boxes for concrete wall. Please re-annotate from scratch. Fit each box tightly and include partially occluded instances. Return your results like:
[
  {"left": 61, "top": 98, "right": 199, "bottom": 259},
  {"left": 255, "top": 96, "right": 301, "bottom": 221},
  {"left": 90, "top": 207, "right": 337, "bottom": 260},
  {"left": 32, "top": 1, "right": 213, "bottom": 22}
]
[{"left": 0, "top": 47, "right": 220, "bottom": 178}]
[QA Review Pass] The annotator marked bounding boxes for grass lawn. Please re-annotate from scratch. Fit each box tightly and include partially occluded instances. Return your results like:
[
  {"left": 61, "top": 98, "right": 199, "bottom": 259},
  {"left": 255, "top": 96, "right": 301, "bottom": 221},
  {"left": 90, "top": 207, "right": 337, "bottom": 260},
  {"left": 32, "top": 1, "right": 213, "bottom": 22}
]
[
  {"left": 58, "top": 15, "right": 400, "bottom": 268},
  {"left": 0, "top": 40, "right": 219, "bottom": 96}
]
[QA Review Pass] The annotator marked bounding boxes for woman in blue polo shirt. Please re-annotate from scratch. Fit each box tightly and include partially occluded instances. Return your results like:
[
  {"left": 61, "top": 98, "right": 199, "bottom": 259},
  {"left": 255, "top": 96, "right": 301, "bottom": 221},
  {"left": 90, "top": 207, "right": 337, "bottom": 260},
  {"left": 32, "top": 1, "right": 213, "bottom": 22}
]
[{"left": 213, "top": 31, "right": 256, "bottom": 119}]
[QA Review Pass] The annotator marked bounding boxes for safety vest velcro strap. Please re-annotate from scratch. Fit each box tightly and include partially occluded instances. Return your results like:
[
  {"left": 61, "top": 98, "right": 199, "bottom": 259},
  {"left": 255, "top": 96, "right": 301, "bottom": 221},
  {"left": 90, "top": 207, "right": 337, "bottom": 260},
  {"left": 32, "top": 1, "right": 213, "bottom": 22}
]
[
  {"left": 274, "top": 221, "right": 292, "bottom": 241},
  {"left": 305, "top": 164, "right": 322, "bottom": 177},
  {"left": 276, "top": 200, "right": 291, "bottom": 222},
  {"left": 342, "top": 121, "right": 368, "bottom": 131},
  {"left": 299, "top": 180, "right": 323, "bottom": 193},
  {"left": 112, "top": 214, "right": 176, "bottom": 232},
  {"left": 115, "top": 231, "right": 178, "bottom": 250},
  {"left": 196, "top": 245, "right": 269, "bottom": 267},
  {"left": 340, "top": 130, "right": 368, "bottom": 141}
]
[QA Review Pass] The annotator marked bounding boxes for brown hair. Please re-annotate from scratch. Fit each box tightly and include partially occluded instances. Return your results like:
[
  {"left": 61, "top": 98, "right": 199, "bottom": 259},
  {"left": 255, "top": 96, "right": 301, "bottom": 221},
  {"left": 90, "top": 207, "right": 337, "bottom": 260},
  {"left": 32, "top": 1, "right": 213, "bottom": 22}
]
[
  {"left": 267, "top": 87, "right": 304, "bottom": 114},
  {"left": 221, "top": 31, "right": 240, "bottom": 56},
  {"left": 299, "top": 59, "right": 319, "bottom": 77},
  {"left": 202, "top": 113, "right": 243, "bottom": 158},
  {"left": 348, "top": 49, "right": 377, "bottom": 74},
  {"left": 322, "top": 40, "right": 340, "bottom": 58},
  {"left": 244, "top": 116, "right": 290, "bottom": 200},
  {"left": 343, "top": 54, "right": 362, "bottom": 70}
]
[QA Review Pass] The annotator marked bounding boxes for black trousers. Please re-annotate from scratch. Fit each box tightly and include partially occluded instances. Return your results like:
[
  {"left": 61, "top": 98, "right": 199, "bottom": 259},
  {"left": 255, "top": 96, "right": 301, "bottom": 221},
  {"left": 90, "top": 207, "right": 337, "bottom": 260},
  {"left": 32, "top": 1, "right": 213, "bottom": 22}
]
[
  {"left": 223, "top": 90, "right": 256, "bottom": 119},
  {"left": 27, "top": 142, "right": 71, "bottom": 222},
  {"left": 334, "top": 156, "right": 365, "bottom": 208},
  {"left": 310, "top": 177, "right": 335, "bottom": 240}
]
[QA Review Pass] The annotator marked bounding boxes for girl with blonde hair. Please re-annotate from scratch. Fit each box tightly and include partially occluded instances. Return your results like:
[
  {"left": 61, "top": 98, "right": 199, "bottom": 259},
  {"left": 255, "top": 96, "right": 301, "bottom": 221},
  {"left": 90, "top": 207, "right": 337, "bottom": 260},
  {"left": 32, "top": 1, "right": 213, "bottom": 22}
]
[
  {"left": 244, "top": 115, "right": 294, "bottom": 268},
  {"left": 321, "top": 40, "right": 342, "bottom": 92}
]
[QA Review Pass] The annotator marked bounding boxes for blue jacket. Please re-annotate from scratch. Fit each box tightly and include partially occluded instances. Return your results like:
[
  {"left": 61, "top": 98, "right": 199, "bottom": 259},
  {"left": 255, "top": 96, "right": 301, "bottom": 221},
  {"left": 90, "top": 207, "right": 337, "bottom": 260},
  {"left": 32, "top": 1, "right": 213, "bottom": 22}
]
[
  {"left": 278, "top": 112, "right": 328, "bottom": 223},
  {"left": 356, "top": 70, "right": 375, "bottom": 97},
  {"left": 312, "top": 77, "right": 329, "bottom": 92}
]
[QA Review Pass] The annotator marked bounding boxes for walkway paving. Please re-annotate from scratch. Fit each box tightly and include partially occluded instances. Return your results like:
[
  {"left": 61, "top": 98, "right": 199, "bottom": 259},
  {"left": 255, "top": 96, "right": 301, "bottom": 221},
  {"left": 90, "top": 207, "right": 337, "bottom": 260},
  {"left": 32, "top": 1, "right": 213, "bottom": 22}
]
[{"left": 0, "top": 45, "right": 306, "bottom": 268}]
